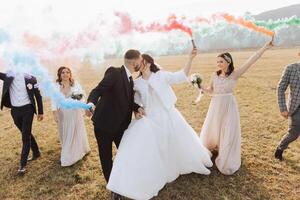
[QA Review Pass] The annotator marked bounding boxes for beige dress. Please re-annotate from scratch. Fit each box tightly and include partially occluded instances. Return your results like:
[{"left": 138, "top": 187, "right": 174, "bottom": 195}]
[
  {"left": 52, "top": 82, "right": 90, "bottom": 166},
  {"left": 200, "top": 73, "right": 241, "bottom": 175}
]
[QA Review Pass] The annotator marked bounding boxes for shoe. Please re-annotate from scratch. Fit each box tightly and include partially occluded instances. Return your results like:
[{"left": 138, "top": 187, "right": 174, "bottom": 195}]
[
  {"left": 111, "top": 192, "right": 124, "bottom": 200},
  {"left": 27, "top": 153, "right": 41, "bottom": 162},
  {"left": 17, "top": 166, "right": 26, "bottom": 175},
  {"left": 275, "top": 148, "right": 283, "bottom": 161}
]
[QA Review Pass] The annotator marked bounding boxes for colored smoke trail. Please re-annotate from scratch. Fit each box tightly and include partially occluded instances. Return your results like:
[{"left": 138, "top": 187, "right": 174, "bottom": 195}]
[
  {"left": 1, "top": 11, "right": 299, "bottom": 109},
  {"left": 12, "top": 13, "right": 300, "bottom": 60},
  {"left": 253, "top": 16, "right": 300, "bottom": 30},
  {"left": 115, "top": 12, "right": 193, "bottom": 37},
  {"left": 221, "top": 13, "right": 274, "bottom": 36},
  {"left": 0, "top": 29, "right": 10, "bottom": 44},
  {"left": 1, "top": 12, "right": 300, "bottom": 67},
  {"left": 2, "top": 50, "right": 91, "bottom": 110}
]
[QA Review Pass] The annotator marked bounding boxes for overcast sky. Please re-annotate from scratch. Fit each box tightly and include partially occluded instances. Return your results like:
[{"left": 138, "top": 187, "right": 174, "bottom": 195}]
[{"left": 0, "top": 0, "right": 299, "bottom": 32}]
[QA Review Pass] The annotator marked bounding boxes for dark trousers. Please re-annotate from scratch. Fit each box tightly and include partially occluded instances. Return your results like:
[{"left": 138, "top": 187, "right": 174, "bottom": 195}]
[
  {"left": 11, "top": 104, "right": 40, "bottom": 168},
  {"left": 94, "top": 124, "right": 126, "bottom": 183},
  {"left": 278, "top": 106, "right": 300, "bottom": 151}
]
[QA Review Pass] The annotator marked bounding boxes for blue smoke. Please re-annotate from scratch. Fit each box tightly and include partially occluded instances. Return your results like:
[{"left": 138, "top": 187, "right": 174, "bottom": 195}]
[
  {"left": 0, "top": 29, "right": 10, "bottom": 44},
  {"left": 5, "top": 51, "right": 91, "bottom": 110}
]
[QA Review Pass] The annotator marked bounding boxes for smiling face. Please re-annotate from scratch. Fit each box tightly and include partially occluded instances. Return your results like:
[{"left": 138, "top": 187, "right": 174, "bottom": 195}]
[
  {"left": 217, "top": 56, "right": 229, "bottom": 72},
  {"left": 57, "top": 66, "right": 73, "bottom": 84},
  {"left": 60, "top": 68, "right": 71, "bottom": 81}
]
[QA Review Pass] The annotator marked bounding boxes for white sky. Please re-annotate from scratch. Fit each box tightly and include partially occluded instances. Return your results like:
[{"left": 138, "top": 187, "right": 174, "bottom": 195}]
[
  {"left": 0, "top": 0, "right": 299, "bottom": 33},
  {"left": 0, "top": 0, "right": 298, "bottom": 15}
]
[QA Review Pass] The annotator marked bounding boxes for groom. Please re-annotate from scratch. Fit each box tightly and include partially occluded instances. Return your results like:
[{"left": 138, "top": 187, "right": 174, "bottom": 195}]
[
  {"left": 275, "top": 56, "right": 300, "bottom": 161},
  {"left": 0, "top": 71, "right": 43, "bottom": 175},
  {"left": 86, "top": 49, "right": 145, "bottom": 190}
]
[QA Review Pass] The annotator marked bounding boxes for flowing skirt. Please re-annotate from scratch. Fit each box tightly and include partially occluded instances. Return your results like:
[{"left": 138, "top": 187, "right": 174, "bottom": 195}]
[
  {"left": 200, "top": 94, "right": 241, "bottom": 175},
  {"left": 58, "top": 109, "right": 90, "bottom": 166},
  {"left": 107, "top": 107, "right": 212, "bottom": 200}
]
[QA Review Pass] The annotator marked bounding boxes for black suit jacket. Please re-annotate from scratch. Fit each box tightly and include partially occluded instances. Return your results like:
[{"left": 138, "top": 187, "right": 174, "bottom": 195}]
[
  {"left": 87, "top": 66, "right": 140, "bottom": 134},
  {"left": 0, "top": 72, "right": 43, "bottom": 114}
]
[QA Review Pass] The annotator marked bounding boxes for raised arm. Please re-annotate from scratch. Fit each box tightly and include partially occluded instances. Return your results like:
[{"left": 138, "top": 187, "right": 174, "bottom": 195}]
[
  {"left": 183, "top": 48, "right": 198, "bottom": 76},
  {"left": 164, "top": 48, "right": 198, "bottom": 85},
  {"left": 233, "top": 36, "right": 274, "bottom": 79}
]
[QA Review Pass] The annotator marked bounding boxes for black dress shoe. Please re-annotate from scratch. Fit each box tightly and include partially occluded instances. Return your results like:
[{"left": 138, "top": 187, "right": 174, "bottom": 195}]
[
  {"left": 27, "top": 153, "right": 41, "bottom": 162},
  {"left": 17, "top": 166, "right": 26, "bottom": 175},
  {"left": 111, "top": 192, "right": 124, "bottom": 200},
  {"left": 275, "top": 148, "right": 283, "bottom": 161}
]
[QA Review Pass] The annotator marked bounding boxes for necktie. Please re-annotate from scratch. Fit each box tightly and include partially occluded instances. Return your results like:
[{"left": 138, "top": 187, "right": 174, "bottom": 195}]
[{"left": 129, "top": 76, "right": 134, "bottom": 89}]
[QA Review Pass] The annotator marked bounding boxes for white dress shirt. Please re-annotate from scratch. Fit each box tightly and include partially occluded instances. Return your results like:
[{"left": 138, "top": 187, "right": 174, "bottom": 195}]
[
  {"left": 9, "top": 73, "right": 31, "bottom": 107},
  {"left": 124, "top": 65, "right": 132, "bottom": 81}
]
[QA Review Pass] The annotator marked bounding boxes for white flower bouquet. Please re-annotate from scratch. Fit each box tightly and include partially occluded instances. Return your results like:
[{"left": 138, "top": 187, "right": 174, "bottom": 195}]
[{"left": 189, "top": 73, "right": 204, "bottom": 103}]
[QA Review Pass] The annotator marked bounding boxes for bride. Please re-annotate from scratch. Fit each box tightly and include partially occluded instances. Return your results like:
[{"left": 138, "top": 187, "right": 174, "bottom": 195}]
[{"left": 107, "top": 48, "right": 212, "bottom": 200}]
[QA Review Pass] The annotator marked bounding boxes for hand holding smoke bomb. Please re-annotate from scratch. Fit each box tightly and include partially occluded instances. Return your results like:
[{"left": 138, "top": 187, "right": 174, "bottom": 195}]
[
  {"left": 191, "top": 39, "right": 196, "bottom": 49},
  {"left": 89, "top": 107, "right": 94, "bottom": 115}
]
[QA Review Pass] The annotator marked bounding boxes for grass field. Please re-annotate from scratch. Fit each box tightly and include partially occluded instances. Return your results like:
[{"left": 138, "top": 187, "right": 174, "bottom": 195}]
[{"left": 0, "top": 48, "right": 299, "bottom": 200}]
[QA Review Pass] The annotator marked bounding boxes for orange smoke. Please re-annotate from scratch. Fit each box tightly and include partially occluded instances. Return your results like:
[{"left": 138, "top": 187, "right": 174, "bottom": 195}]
[
  {"left": 221, "top": 13, "right": 274, "bottom": 36},
  {"left": 23, "top": 33, "right": 48, "bottom": 49}
]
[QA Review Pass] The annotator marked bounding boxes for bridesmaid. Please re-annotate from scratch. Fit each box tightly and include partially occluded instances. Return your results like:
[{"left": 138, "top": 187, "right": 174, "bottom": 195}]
[
  {"left": 199, "top": 36, "right": 274, "bottom": 175},
  {"left": 52, "top": 66, "right": 90, "bottom": 166}
]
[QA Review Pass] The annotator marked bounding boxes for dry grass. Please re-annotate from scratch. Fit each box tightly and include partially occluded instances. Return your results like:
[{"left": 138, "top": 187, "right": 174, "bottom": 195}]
[{"left": 0, "top": 48, "right": 299, "bottom": 200}]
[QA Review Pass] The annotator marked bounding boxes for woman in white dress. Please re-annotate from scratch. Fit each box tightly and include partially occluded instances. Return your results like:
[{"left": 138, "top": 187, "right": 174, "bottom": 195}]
[
  {"left": 199, "top": 37, "right": 274, "bottom": 175},
  {"left": 52, "top": 66, "right": 90, "bottom": 167},
  {"left": 107, "top": 49, "right": 213, "bottom": 200}
]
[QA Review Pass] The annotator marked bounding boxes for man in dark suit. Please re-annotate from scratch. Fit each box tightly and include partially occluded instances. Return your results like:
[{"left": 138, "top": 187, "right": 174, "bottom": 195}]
[
  {"left": 86, "top": 49, "right": 145, "bottom": 199},
  {"left": 0, "top": 71, "right": 43, "bottom": 175}
]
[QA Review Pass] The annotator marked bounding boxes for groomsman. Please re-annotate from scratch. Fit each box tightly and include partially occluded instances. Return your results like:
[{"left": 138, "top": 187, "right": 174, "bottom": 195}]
[
  {"left": 275, "top": 56, "right": 300, "bottom": 161},
  {"left": 0, "top": 71, "right": 43, "bottom": 174}
]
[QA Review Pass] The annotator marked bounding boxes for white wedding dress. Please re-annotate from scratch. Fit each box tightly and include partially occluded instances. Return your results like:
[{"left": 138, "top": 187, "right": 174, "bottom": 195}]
[{"left": 107, "top": 71, "right": 212, "bottom": 200}]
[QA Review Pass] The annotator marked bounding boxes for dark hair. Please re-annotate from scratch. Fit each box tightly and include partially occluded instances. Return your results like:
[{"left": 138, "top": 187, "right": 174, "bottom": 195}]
[
  {"left": 124, "top": 49, "right": 141, "bottom": 60},
  {"left": 141, "top": 54, "right": 160, "bottom": 73},
  {"left": 56, "top": 66, "right": 74, "bottom": 86},
  {"left": 216, "top": 52, "right": 234, "bottom": 76}
]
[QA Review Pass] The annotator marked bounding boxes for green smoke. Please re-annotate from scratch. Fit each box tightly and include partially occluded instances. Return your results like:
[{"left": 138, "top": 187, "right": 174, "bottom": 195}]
[{"left": 253, "top": 16, "right": 300, "bottom": 30}]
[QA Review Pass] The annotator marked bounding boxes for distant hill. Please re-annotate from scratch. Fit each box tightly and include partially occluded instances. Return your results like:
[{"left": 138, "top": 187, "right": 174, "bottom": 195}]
[{"left": 253, "top": 4, "right": 300, "bottom": 20}]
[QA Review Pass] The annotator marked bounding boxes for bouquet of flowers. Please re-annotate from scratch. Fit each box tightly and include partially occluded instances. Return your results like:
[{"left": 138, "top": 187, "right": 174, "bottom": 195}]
[
  {"left": 189, "top": 73, "right": 204, "bottom": 103},
  {"left": 71, "top": 92, "right": 83, "bottom": 101}
]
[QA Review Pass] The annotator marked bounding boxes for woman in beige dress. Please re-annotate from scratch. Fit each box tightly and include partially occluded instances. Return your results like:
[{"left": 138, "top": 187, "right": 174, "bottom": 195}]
[
  {"left": 52, "top": 66, "right": 90, "bottom": 166},
  {"left": 200, "top": 37, "right": 274, "bottom": 175}
]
